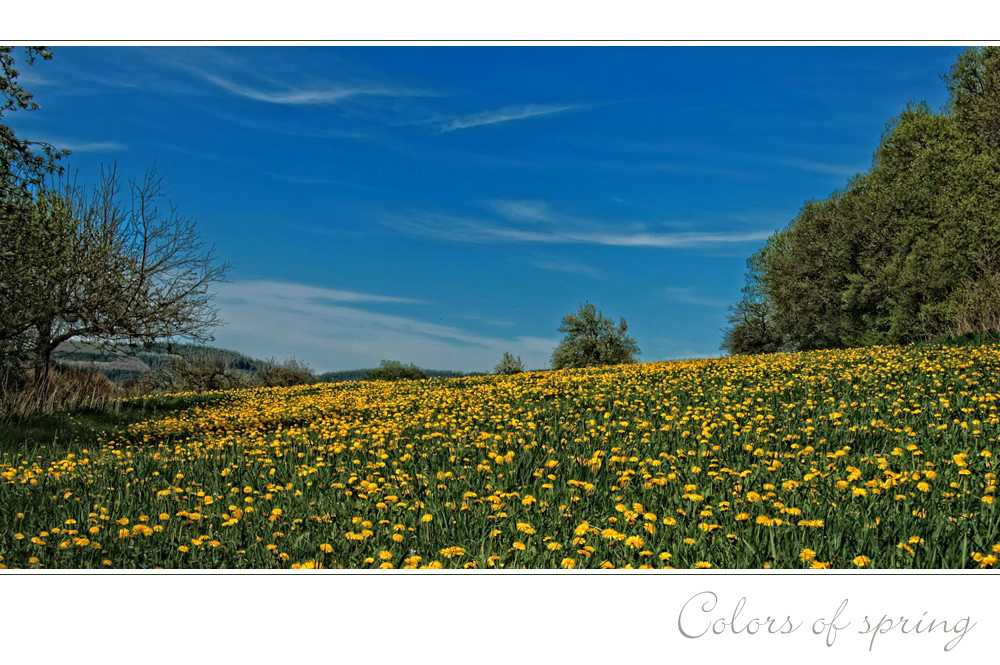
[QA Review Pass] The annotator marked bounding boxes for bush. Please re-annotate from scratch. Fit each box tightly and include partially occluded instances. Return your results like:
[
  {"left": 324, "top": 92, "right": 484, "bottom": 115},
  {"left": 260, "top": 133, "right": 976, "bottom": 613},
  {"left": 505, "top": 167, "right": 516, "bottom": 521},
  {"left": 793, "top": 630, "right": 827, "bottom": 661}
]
[
  {"left": 493, "top": 352, "right": 525, "bottom": 375},
  {"left": 120, "top": 372, "right": 164, "bottom": 398},
  {"left": 256, "top": 358, "right": 315, "bottom": 388},
  {"left": 366, "top": 360, "right": 427, "bottom": 381}
]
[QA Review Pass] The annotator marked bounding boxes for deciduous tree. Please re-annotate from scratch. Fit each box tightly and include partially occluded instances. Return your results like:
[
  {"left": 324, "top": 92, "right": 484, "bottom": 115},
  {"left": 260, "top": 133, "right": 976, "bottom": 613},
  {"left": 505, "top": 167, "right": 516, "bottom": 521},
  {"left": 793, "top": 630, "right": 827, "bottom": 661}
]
[
  {"left": 1, "top": 166, "right": 231, "bottom": 386},
  {"left": 551, "top": 303, "right": 639, "bottom": 369},
  {"left": 493, "top": 352, "right": 525, "bottom": 375}
]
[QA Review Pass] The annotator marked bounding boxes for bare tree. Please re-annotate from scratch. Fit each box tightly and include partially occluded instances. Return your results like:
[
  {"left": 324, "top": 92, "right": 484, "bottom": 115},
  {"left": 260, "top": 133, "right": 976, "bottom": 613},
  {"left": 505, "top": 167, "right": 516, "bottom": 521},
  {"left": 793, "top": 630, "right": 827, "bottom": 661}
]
[{"left": 0, "top": 165, "right": 231, "bottom": 386}]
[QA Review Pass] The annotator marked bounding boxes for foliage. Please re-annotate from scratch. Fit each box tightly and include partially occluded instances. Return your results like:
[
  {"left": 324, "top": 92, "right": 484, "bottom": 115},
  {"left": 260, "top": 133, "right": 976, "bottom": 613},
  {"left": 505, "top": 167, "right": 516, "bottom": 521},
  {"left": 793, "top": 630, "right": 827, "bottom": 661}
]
[
  {"left": 366, "top": 360, "right": 428, "bottom": 382},
  {"left": 318, "top": 368, "right": 478, "bottom": 383},
  {"left": 2, "top": 341, "right": 999, "bottom": 569},
  {"left": 551, "top": 303, "right": 639, "bottom": 369},
  {"left": 255, "top": 358, "right": 315, "bottom": 388},
  {"left": 493, "top": 352, "right": 525, "bottom": 375},
  {"left": 945, "top": 45, "right": 1000, "bottom": 145},
  {"left": 0, "top": 46, "right": 68, "bottom": 189},
  {"left": 724, "top": 47, "right": 1000, "bottom": 353},
  {"left": 720, "top": 299, "right": 783, "bottom": 355}
]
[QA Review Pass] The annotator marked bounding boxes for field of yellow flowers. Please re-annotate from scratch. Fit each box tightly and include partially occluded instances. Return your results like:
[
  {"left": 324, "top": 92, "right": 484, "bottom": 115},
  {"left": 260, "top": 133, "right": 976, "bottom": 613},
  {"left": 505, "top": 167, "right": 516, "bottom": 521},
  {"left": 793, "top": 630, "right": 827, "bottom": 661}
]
[{"left": 2, "top": 343, "right": 999, "bottom": 569}]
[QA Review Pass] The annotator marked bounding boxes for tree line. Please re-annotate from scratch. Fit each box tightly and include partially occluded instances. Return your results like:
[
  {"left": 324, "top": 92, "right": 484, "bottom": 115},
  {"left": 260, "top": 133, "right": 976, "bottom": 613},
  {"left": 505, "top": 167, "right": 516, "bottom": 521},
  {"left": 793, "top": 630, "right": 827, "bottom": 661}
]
[{"left": 723, "top": 47, "right": 1000, "bottom": 354}]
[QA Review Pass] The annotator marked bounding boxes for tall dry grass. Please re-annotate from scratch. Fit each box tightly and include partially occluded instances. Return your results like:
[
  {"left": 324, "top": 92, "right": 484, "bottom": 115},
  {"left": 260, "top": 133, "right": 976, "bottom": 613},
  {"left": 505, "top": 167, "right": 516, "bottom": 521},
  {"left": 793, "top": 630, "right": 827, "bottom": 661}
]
[{"left": 0, "top": 365, "right": 123, "bottom": 421}]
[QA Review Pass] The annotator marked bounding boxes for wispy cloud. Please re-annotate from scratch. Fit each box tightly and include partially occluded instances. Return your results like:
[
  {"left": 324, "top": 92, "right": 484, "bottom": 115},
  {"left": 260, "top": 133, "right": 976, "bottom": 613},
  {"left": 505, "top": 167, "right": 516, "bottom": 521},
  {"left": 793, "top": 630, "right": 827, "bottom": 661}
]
[
  {"left": 663, "top": 287, "right": 729, "bottom": 309},
  {"left": 14, "top": 65, "right": 140, "bottom": 91},
  {"left": 489, "top": 199, "right": 558, "bottom": 223},
  {"left": 146, "top": 48, "right": 432, "bottom": 108},
  {"left": 560, "top": 134, "right": 864, "bottom": 181},
  {"left": 219, "top": 280, "right": 429, "bottom": 306},
  {"left": 29, "top": 136, "right": 126, "bottom": 153},
  {"left": 383, "top": 199, "right": 773, "bottom": 249},
  {"left": 212, "top": 280, "right": 556, "bottom": 372},
  {"left": 16, "top": 70, "right": 53, "bottom": 87},
  {"left": 527, "top": 258, "right": 605, "bottom": 278},
  {"left": 194, "top": 70, "right": 400, "bottom": 105},
  {"left": 62, "top": 141, "right": 126, "bottom": 153},
  {"left": 438, "top": 103, "right": 584, "bottom": 132}
]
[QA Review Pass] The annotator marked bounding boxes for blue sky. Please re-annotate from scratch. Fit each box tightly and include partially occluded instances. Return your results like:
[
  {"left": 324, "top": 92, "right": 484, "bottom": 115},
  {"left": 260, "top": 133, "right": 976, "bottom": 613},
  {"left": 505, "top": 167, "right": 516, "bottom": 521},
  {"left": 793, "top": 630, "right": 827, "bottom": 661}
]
[{"left": 9, "top": 46, "right": 966, "bottom": 372}]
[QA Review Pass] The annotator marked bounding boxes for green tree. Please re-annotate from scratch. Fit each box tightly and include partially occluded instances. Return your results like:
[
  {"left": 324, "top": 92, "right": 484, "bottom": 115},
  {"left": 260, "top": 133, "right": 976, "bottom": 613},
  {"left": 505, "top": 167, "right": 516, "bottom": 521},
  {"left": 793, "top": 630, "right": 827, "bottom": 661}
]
[
  {"left": 493, "top": 352, "right": 525, "bottom": 375},
  {"left": 721, "top": 251, "right": 784, "bottom": 355},
  {"left": 727, "top": 47, "right": 1000, "bottom": 352},
  {"left": 763, "top": 188, "right": 870, "bottom": 349},
  {"left": 0, "top": 46, "right": 68, "bottom": 189},
  {"left": 551, "top": 303, "right": 639, "bottom": 369},
  {"left": 944, "top": 45, "right": 1000, "bottom": 146},
  {"left": 366, "top": 360, "right": 427, "bottom": 381},
  {"left": 1, "top": 46, "right": 68, "bottom": 387}
]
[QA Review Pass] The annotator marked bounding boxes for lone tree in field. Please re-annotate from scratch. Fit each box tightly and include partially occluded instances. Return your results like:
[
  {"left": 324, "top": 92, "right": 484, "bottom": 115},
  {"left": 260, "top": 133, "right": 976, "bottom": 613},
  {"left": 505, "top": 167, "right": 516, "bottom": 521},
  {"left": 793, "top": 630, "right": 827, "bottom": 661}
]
[
  {"left": 493, "top": 351, "right": 525, "bottom": 375},
  {"left": 551, "top": 303, "right": 640, "bottom": 369}
]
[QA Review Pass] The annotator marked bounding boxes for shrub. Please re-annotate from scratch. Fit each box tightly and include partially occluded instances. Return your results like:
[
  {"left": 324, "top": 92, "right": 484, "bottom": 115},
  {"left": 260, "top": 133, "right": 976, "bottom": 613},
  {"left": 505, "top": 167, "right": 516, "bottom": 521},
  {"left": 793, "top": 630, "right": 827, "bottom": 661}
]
[
  {"left": 493, "top": 352, "right": 525, "bottom": 375},
  {"left": 366, "top": 360, "right": 427, "bottom": 381},
  {"left": 256, "top": 358, "right": 315, "bottom": 388}
]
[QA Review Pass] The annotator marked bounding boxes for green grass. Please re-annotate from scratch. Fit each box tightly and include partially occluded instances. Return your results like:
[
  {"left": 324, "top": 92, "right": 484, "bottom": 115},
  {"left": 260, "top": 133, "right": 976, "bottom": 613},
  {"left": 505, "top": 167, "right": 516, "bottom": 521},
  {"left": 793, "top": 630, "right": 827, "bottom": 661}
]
[{"left": 0, "top": 393, "right": 224, "bottom": 456}]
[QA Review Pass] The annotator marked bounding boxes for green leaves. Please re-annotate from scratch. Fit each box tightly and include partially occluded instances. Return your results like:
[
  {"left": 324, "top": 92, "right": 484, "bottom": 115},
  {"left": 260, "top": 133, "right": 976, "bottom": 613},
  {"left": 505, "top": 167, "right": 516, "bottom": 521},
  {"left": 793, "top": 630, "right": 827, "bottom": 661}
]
[
  {"left": 725, "top": 47, "right": 1000, "bottom": 355},
  {"left": 493, "top": 352, "right": 525, "bottom": 375},
  {"left": 551, "top": 302, "right": 640, "bottom": 370},
  {"left": 0, "top": 46, "right": 68, "bottom": 188},
  {"left": 367, "top": 360, "right": 428, "bottom": 381}
]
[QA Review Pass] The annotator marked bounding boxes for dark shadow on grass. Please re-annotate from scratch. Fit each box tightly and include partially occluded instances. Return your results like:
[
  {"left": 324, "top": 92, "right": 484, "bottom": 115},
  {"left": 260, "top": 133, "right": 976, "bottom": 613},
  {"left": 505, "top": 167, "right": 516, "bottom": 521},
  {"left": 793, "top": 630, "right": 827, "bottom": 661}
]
[{"left": 0, "top": 392, "right": 226, "bottom": 456}]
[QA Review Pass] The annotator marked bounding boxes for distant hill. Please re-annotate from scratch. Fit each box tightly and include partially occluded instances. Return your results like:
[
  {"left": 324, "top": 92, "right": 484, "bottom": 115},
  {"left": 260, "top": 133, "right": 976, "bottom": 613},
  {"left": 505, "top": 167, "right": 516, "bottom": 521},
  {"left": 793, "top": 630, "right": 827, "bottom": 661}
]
[
  {"left": 53, "top": 341, "right": 262, "bottom": 384},
  {"left": 316, "top": 368, "right": 486, "bottom": 383},
  {"left": 53, "top": 341, "right": 485, "bottom": 385}
]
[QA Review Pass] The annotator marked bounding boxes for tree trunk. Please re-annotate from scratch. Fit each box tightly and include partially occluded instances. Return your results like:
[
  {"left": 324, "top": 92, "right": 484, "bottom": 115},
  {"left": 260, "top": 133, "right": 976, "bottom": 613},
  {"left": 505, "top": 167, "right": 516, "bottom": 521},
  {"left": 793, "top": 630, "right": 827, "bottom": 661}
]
[{"left": 32, "top": 320, "right": 54, "bottom": 389}]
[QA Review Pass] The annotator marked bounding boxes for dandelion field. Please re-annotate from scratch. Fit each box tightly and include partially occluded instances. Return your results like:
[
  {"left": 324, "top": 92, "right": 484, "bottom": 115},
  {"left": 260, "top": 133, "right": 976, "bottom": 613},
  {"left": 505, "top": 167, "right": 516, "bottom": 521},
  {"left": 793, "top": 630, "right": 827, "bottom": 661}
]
[{"left": 2, "top": 343, "right": 999, "bottom": 570}]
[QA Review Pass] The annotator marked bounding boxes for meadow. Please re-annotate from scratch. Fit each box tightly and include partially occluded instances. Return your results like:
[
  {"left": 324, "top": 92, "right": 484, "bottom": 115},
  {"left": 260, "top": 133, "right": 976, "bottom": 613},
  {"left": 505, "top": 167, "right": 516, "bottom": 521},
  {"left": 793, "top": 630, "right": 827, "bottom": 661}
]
[{"left": 1, "top": 342, "right": 998, "bottom": 570}]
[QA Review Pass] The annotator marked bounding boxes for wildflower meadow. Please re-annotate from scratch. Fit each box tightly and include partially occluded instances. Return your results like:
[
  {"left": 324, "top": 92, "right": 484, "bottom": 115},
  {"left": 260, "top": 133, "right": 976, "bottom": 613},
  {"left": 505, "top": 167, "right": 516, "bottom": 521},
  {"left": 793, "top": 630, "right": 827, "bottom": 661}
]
[{"left": 1, "top": 342, "right": 998, "bottom": 569}]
